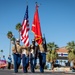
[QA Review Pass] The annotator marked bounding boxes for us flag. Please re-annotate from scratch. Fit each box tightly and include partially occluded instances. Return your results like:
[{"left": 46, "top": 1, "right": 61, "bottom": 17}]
[{"left": 20, "top": 5, "right": 30, "bottom": 46}]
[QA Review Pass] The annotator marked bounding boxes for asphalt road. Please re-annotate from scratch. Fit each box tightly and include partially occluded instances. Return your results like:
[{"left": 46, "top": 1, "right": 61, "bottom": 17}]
[{"left": 0, "top": 69, "right": 75, "bottom": 75}]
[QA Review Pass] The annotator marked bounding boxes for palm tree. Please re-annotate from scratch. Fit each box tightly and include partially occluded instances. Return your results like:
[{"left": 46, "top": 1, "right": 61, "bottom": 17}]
[
  {"left": 11, "top": 36, "right": 16, "bottom": 45},
  {"left": 66, "top": 41, "right": 75, "bottom": 67},
  {"left": 46, "top": 42, "right": 59, "bottom": 69},
  {"left": 15, "top": 23, "right": 22, "bottom": 42},
  {"left": 7, "top": 31, "right": 13, "bottom": 55},
  {"left": 0, "top": 50, "right": 3, "bottom": 59}
]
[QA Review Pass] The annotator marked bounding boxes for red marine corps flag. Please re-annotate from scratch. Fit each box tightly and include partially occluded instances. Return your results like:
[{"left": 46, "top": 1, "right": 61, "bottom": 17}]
[
  {"left": 31, "top": 3, "right": 43, "bottom": 45},
  {"left": 20, "top": 5, "right": 30, "bottom": 46}
]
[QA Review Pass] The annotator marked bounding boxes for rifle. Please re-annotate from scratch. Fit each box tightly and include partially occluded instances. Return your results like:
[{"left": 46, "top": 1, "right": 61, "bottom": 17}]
[{"left": 43, "top": 34, "right": 47, "bottom": 52}]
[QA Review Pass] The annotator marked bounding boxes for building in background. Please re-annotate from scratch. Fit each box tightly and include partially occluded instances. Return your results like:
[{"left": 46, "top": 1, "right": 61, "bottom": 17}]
[{"left": 56, "top": 47, "right": 69, "bottom": 66}]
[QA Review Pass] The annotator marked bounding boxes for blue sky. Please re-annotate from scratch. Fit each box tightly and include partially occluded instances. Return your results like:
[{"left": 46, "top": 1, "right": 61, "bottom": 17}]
[{"left": 0, "top": 0, "right": 75, "bottom": 60}]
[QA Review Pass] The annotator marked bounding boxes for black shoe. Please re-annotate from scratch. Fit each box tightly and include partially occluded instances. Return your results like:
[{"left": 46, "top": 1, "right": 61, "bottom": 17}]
[
  {"left": 14, "top": 71, "right": 18, "bottom": 73},
  {"left": 24, "top": 71, "right": 27, "bottom": 73},
  {"left": 31, "top": 71, "right": 35, "bottom": 73}
]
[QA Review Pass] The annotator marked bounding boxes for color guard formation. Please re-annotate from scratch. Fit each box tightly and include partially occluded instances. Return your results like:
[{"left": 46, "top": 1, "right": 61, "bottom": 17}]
[{"left": 12, "top": 39, "right": 46, "bottom": 73}]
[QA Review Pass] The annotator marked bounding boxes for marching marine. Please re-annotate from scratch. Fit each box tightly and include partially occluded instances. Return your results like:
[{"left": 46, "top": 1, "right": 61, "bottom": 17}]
[
  {"left": 38, "top": 44, "right": 46, "bottom": 73},
  {"left": 12, "top": 39, "right": 27, "bottom": 73},
  {"left": 29, "top": 40, "right": 37, "bottom": 73},
  {"left": 21, "top": 47, "right": 29, "bottom": 73}
]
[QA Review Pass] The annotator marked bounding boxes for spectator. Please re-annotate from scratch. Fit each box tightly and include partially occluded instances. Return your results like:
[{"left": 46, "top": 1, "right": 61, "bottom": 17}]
[
  {"left": 1, "top": 55, "right": 6, "bottom": 69},
  {"left": 7, "top": 55, "right": 12, "bottom": 69},
  {"left": 1, "top": 55, "right": 6, "bottom": 61}
]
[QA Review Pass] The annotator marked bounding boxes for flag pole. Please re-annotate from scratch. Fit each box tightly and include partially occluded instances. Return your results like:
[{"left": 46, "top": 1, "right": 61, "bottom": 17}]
[
  {"left": 35, "top": 2, "right": 38, "bottom": 5},
  {"left": 31, "top": 2, "right": 43, "bottom": 45},
  {"left": 26, "top": 0, "right": 28, "bottom": 5},
  {"left": 20, "top": 0, "right": 30, "bottom": 46},
  {"left": 43, "top": 34, "right": 47, "bottom": 52}
]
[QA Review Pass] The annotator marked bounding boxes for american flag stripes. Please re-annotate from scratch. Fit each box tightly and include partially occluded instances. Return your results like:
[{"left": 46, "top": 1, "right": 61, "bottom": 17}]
[{"left": 20, "top": 5, "right": 30, "bottom": 46}]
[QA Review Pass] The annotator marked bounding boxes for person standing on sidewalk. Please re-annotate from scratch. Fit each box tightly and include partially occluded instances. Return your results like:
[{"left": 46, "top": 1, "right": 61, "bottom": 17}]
[
  {"left": 1, "top": 55, "right": 6, "bottom": 61},
  {"left": 7, "top": 55, "right": 12, "bottom": 69},
  {"left": 1, "top": 55, "right": 6, "bottom": 69}
]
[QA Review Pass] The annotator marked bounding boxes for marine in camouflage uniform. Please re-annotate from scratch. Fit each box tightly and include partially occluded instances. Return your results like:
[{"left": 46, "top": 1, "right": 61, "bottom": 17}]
[
  {"left": 38, "top": 44, "right": 46, "bottom": 73},
  {"left": 12, "top": 39, "right": 27, "bottom": 73},
  {"left": 21, "top": 48, "right": 29, "bottom": 73},
  {"left": 29, "top": 40, "right": 38, "bottom": 73}
]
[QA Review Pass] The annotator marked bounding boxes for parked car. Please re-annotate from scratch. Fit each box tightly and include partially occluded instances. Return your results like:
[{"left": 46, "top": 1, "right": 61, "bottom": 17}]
[{"left": 54, "top": 64, "right": 61, "bottom": 67}]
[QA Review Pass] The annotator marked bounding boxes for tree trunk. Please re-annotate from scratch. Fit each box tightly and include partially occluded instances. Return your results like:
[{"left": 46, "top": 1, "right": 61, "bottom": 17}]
[
  {"left": 9, "top": 39, "right": 11, "bottom": 55},
  {"left": 19, "top": 32, "right": 20, "bottom": 43},
  {"left": 52, "top": 61, "right": 54, "bottom": 70}
]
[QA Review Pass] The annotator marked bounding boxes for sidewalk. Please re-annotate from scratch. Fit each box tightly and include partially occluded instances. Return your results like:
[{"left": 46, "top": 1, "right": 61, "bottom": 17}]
[{"left": 45, "top": 67, "right": 75, "bottom": 74}]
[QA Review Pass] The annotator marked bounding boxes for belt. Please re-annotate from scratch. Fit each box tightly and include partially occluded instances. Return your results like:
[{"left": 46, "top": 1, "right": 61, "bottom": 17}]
[{"left": 13, "top": 53, "right": 21, "bottom": 54}]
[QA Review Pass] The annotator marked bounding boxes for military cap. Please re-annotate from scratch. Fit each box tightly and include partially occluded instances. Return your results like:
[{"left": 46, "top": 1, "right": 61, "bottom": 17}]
[{"left": 16, "top": 38, "right": 20, "bottom": 42}]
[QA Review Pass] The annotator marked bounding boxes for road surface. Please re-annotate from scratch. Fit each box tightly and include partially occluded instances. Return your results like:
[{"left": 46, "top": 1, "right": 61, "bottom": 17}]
[{"left": 0, "top": 69, "right": 75, "bottom": 75}]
